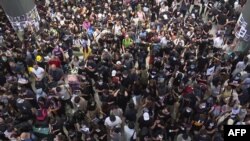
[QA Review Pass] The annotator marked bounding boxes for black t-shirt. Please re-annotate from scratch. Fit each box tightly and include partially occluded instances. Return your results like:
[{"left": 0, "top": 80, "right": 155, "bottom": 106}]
[
  {"left": 138, "top": 116, "right": 153, "bottom": 129},
  {"left": 16, "top": 100, "right": 32, "bottom": 115},
  {"left": 116, "top": 94, "right": 130, "bottom": 111},
  {"left": 167, "top": 124, "right": 178, "bottom": 136},
  {"left": 203, "top": 24, "right": 211, "bottom": 33},
  {"left": 125, "top": 108, "right": 137, "bottom": 122},
  {"left": 50, "top": 68, "right": 64, "bottom": 82},
  {"left": 0, "top": 60, "right": 6, "bottom": 74},
  {"left": 218, "top": 14, "right": 227, "bottom": 25},
  {"left": 96, "top": 82, "right": 109, "bottom": 95},
  {"left": 0, "top": 123, "right": 7, "bottom": 140},
  {"left": 93, "top": 126, "right": 107, "bottom": 140},
  {"left": 164, "top": 94, "right": 176, "bottom": 106},
  {"left": 197, "top": 56, "right": 208, "bottom": 70},
  {"left": 157, "top": 110, "right": 171, "bottom": 121},
  {"left": 51, "top": 120, "right": 63, "bottom": 134},
  {"left": 121, "top": 76, "right": 131, "bottom": 88}
]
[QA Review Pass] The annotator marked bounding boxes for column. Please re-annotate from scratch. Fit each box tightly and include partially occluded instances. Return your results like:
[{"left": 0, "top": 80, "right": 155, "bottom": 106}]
[
  {"left": 235, "top": 0, "right": 250, "bottom": 52},
  {"left": 0, "top": 0, "right": 40, "bottom": 32}
]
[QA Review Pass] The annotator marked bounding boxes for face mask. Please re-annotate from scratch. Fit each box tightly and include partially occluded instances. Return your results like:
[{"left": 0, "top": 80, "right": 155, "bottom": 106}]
[
  {"left": 2, "top": 57, "right": 7, "bottom": 62},
  {"left": 82, "top": 76, "right": 86, "bottom": 80}
]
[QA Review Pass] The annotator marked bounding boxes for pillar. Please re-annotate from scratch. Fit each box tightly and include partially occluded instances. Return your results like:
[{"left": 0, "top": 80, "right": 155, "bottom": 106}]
[
  {"left": 235, "top": 0, "right": 250, "bottom": 53},
  {"left": 0, "top": 0, "right": 40, "bottom": 32}
]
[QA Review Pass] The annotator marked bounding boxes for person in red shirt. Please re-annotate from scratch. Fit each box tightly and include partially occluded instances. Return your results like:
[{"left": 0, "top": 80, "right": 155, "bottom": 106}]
[{"left": 48, "top": 56, "right": 61, "bottom": 68}]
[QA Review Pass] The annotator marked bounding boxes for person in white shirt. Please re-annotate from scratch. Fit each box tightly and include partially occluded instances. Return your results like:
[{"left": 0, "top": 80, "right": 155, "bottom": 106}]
[
  {"left": 160, "top": 35, "right": 169, "bottom": 47},
  {"left": 93, "top": 28, "right": 101, "bottom": 42},
  {"left": 32, "top": 64, "right": 45, "bottom": 81},
  {"left": 232, "top": 57, "right": 249, "bottom": 76},
  {"left": 104, "top": 115, "right": 122, "bottom": 129},
  {"left": 113, "top": 21, "right": 122, "bottom": 36},
  {"left": 213, "top": 34, "right": 224, "bottom": 49},
  {"left": 124, "top": 122, "right": 136, "bottom": 141},
  {"left": 159, "top": 3, "right": 169, "bottom": 14}
]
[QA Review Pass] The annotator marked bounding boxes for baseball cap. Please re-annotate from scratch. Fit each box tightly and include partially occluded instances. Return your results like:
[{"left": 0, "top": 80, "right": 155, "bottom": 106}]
[{"left": 36, "top": 55, "right": 42, "bottom": 62}]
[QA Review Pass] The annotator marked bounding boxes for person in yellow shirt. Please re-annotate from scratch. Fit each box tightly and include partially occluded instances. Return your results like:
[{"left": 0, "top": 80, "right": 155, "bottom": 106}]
[{"left": 83, "top": 46, "right": 92, "bottom": 60}]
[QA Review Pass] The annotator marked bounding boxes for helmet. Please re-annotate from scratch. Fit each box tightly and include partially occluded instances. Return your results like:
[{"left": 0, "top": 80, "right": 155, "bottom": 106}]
[{"left": 36, "top": 55, "right": 42, "bottom": 62}]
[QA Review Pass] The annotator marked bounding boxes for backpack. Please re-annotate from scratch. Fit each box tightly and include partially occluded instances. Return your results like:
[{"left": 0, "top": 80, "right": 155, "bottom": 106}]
[{"left": 36, "top": 108, "right": 48, "bottom": 121}]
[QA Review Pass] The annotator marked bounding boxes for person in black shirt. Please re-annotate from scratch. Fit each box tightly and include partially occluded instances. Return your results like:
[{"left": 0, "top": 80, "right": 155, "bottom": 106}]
[
  {"left": 48, "top": 64, "right": 64, "bottom": 82},
  {"left": 216, "top": 10, "right": 228, "bottom": 29},
  {"left": 49, "top": 118, "right": 64, "bottom": 136},
  {"left": 0, "top": 118, "right": 7, "bottom": 140},
  {"left": 167, "top": 122, "right": 179, "bottom": 141},
  {"left": 93, "top": 124, "right": 107, "bottom": 141},
  {"left": 197, "top": 53, "right": 209, "bottom": 73},
  {"left": 124, "top": 102, "right": 137, "bottom": 122}
]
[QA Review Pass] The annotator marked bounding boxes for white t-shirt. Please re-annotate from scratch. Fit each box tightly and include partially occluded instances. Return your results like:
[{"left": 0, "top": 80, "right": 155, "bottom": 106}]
[
  {"left": 113, "top": 24, "right": 122, "bottom": 35},
  {"left": 160, "top": 37, "right": 169, "bottom": 46},
  {"left": 32, "top": 67, "right": 45, "bottom": 79},
  {"left": 104, "top": 116, "right": 122, "bottom": 129},
  {"left": 124, "top": 125, "right": 136, "bottom": 141},
  {"left": 235, "top": 61, "right": 247, "bottom": 72},
  {"left": 213, "top": 37, "right": 224, "bottom": 48}
]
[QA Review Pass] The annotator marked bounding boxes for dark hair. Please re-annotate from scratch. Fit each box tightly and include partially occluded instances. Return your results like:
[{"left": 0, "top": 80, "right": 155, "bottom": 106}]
[
  {"left": 128, "top": 102, "right": 135, "bottom": 109},
  {"left": 74, "top": 96, "right": 80, "bottom": 103},
  {"left": 182, "top": 133, "right": 188, "bottom": 140},
  {"left": 128, "top": 122, "right": 135, "bottom": 129},
  {"left": 56, "top": 86, "right": 62, "bottom": 92},
  {"left": 110, "top": 115, "right": 116, "bottom": 122}
]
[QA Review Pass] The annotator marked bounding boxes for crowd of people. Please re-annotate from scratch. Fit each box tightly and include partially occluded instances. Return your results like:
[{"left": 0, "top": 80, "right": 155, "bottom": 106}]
[{"left": 0, "top": 0, "right": 250, "bottom": 140}]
